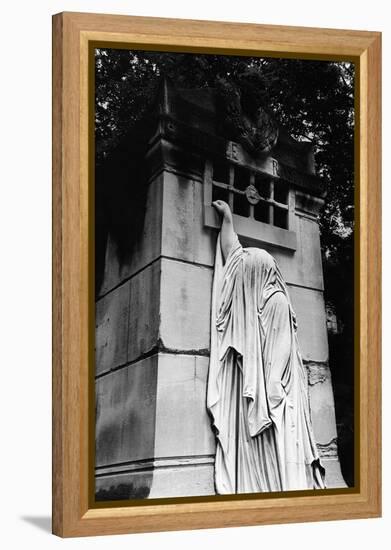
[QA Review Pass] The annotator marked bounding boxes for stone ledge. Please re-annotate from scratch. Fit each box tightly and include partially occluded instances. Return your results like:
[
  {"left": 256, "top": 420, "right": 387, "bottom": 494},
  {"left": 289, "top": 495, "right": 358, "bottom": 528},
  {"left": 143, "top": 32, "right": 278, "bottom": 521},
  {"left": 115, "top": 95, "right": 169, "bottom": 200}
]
[
  {"left": 96, "top": 454, "right": 215, "bottom": 477},
  {"left": 317, "top": 437, "right": 339, "bottom": 459},
  {"left": 204, "top": 205, "right": 297, "bottom": 251}
]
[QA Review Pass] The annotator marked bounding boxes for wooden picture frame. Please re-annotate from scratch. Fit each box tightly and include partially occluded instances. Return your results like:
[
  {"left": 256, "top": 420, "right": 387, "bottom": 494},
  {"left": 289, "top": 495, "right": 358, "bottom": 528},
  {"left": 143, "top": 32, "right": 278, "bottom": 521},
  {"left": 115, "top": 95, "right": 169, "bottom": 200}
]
[{"left": 52, "top": 11, "right": 381, "bottom": 537}]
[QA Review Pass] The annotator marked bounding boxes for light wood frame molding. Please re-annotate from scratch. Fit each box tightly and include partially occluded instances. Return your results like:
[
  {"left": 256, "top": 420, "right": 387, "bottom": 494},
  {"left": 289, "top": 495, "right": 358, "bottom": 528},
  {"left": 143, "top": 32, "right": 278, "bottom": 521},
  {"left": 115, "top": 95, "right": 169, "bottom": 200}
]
[{"left": 52, "top": 11, "right": 381, "bottom": 537}]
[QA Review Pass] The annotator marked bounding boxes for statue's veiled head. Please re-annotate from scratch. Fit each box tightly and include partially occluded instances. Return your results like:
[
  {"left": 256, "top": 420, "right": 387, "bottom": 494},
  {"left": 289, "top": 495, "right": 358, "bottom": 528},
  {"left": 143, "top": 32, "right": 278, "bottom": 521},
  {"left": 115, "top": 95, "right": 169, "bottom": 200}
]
[{"left": 242, "top": 247, "right": 295, "bottom": 321}]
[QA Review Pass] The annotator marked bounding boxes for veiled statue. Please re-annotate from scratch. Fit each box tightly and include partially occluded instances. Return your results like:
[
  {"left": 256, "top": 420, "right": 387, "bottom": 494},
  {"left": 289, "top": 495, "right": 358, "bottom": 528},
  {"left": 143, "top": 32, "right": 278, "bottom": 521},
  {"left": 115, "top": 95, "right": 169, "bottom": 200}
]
[{"left": 207, "top": 200, "right": 326, "bottom": 494}]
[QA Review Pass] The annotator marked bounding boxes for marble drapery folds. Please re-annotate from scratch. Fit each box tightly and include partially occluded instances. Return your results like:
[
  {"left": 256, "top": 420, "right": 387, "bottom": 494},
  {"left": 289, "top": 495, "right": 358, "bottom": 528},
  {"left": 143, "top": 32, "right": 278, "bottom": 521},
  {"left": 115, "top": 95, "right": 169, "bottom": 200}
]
[{"left": 207, "top": 233, "right": 325, "bottom": 494}]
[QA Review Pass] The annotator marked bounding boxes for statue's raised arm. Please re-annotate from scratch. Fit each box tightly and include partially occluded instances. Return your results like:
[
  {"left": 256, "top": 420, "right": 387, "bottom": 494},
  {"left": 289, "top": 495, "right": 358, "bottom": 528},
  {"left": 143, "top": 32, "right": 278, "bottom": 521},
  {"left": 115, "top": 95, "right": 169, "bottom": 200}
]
[{"left": 212, "top": 200, "right": 235, "bottom": 263}]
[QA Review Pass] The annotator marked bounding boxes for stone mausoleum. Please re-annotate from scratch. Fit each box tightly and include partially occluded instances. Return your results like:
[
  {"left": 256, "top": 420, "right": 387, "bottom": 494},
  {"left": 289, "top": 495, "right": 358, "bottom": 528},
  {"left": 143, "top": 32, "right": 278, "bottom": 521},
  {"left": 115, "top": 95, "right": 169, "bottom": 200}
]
[{"left": 95, "top": 80, "right": 346, "bottom": 500}]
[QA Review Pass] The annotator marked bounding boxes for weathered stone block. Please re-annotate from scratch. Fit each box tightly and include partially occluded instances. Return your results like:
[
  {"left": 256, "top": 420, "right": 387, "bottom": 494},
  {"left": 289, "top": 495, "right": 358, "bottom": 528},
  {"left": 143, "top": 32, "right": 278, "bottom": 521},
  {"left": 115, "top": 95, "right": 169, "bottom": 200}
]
[
  {"left": 161, "top": 172, "right": 216, "bottom": 267},
  {"left": 160, "top": 258, "right": 213, "bottom": 352},
  {"left": 287, "top": 285, "right": 329, "bottom": 362},
  {"left": 296, "top": 215, "right": 324, "bottom": 291},
  {"left": 95, "top": 355, "right": 158, "bottom": 468},
  {"left": 307, "top": 363, "right": 338, "bottom": 445},
  {"left": 154, "top": 354, "right": 215, "bottom": 458},
  {"left": 96, "top": 259, "right": 161, "bottom": 375},
  {"left": 127, "top": 261, "right": 161, "bottom": 363},
  {"left": 95, "top": 282, "right": 130, "bottom": 376},
  {"left": 148, "top": 463, "right": 215, "bottom": 498}
]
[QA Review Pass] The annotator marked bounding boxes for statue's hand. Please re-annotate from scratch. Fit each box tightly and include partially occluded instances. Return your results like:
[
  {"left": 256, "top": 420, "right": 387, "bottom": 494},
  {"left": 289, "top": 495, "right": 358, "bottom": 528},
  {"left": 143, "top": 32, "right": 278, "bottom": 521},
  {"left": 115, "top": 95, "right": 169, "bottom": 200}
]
[{"left": 212, "top": 200, "right": 232, "bottom": 220}]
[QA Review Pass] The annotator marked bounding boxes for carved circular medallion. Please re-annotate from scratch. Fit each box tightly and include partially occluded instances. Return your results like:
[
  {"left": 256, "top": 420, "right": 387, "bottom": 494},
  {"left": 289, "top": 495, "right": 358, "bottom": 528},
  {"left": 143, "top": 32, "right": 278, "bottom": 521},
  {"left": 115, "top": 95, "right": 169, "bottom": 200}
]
[{"left": 245, "top": 184, "right": 261, "bottom": 205}]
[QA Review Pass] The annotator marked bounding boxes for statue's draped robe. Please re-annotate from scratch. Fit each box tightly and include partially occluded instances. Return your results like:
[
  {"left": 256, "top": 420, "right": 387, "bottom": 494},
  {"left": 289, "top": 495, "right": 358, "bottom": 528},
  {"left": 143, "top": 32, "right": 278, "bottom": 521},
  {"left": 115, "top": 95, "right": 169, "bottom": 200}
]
[{"left": 207, "top": 234, "right": 325, "bottom": 494}]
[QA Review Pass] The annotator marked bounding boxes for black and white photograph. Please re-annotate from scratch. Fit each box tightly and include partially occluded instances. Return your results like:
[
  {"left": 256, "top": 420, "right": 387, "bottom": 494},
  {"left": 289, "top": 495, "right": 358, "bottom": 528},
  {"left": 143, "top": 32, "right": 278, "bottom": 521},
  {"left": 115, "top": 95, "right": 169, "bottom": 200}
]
[{"left": 94, "top": 48, "right": 355, "bottom": 501}]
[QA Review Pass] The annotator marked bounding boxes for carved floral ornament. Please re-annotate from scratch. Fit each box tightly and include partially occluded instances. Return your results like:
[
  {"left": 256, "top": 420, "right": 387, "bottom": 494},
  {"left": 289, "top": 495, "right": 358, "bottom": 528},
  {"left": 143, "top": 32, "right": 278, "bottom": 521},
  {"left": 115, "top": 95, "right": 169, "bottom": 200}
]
[{"left": 217, "top": 77, "right": 279, "bottom": 156}]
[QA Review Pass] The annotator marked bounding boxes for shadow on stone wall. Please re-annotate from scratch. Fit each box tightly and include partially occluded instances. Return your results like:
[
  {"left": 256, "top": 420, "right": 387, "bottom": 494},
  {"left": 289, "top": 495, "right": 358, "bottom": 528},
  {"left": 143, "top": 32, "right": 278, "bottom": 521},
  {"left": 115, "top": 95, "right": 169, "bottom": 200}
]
[
  {"left": 96, "top": 482, "right": 151, "bottom": 501},
  {"left": 328, "top": 331, "right": 355, "bottom": 487},
  {"left": 95, "top": 137, "right": 149, "bottom": 298}
]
